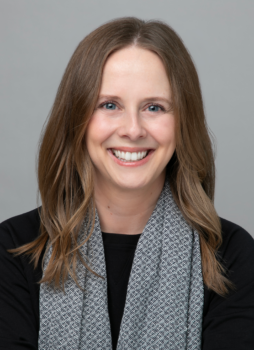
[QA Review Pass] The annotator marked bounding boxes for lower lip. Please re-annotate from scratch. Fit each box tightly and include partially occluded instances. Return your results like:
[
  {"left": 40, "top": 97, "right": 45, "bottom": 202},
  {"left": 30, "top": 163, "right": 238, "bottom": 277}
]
[{"left": 108, "top": 149, "right": 154, "bottom": 167}]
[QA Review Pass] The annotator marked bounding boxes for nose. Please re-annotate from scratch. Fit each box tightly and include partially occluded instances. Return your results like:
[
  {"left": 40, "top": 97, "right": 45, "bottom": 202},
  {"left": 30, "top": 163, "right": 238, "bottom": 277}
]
[{"left": 118, "top": 109, "right": 147, "bottom": 141}]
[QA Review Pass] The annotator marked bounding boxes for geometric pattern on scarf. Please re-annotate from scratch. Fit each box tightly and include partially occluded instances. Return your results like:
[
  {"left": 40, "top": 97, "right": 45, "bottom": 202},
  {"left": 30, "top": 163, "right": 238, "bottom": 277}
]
[{"left": 39, "top": 181, "right": 204, "bottom": 349}]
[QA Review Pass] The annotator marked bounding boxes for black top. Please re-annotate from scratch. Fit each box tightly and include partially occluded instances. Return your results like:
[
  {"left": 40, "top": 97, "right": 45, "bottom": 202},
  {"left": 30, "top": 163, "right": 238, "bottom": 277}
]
[
  {"left": 0, "top": 209, "right": 254, "bottom": 350},
  {"left": 102, "top": 232, "right": 141, "bottom": 350}
]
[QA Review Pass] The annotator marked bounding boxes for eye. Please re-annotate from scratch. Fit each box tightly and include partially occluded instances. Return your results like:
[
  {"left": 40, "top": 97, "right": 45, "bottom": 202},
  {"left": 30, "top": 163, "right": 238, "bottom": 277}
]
[
  {"left": 101, "top": 102, "right": 117, "bottom": 110},
  {"left": 146, "top": 104, "right": 165, "bottom": 112}
]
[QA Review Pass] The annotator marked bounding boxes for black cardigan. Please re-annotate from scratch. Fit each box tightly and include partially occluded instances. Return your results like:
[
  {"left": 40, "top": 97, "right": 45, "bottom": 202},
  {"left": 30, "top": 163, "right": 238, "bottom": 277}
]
[{"left": 0, "top": 209, "right": 254, "bottom": 350}]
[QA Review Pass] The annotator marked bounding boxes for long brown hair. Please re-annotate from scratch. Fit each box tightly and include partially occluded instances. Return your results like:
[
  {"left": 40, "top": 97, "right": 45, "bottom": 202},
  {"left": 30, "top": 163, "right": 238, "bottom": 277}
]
[{"left": 13, "top": 17, "right": 233, "bottom": 295}]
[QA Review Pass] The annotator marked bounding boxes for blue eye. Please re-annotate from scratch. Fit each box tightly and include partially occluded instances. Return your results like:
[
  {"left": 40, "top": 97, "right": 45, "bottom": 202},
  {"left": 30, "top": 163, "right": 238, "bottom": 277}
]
[
  {"left": 148, "top": 105, "right": 161, "bottom": 112},
  {"left": 104, "top": 102, "right": 117, "bottom": 110}
]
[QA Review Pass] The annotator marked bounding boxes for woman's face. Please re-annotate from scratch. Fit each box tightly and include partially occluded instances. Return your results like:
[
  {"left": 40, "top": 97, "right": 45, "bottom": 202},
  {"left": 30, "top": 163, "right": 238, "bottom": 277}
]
[{"left": 86, "top": 46, "right": 176, "bottom": 192}]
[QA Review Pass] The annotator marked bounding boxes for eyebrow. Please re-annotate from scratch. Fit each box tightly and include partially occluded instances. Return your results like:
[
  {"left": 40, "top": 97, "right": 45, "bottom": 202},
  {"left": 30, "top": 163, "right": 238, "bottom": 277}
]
[{"left": 98, "top": 95, "right": 172, "bottom": 104}]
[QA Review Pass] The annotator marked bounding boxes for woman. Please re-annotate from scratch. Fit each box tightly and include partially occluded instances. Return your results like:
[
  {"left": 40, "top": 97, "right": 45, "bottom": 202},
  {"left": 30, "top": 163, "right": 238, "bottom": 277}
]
[{"left": 0, "top": 17, "right": 254, "bottom": 350}]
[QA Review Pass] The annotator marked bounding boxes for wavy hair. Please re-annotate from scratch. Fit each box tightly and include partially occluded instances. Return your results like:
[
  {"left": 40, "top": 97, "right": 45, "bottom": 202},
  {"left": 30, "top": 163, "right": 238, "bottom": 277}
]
[{"left": 13, "top": 17, "right": 233, "bottom": 296}]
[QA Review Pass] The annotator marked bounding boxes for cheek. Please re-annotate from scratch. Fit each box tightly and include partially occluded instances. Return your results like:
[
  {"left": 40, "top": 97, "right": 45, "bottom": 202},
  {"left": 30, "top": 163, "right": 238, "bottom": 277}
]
[
  {"left": 86, "top": 113, "right": 114, "bottom": 148},
  {"left": 149, "top": 116, "right": 176, "bottom": 148}
]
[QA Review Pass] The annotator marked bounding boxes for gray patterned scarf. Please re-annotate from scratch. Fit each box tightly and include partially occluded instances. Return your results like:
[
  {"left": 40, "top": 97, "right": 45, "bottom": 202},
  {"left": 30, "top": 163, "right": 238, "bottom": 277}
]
[{"left": 39, "top": 181, "right": 204, "bottom": 349}]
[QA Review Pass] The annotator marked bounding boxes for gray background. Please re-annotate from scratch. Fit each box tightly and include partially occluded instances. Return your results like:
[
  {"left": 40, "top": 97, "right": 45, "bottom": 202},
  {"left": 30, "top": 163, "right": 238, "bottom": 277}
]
[{"left": 0, "top": 0, "right": 253, "bottom": 236}]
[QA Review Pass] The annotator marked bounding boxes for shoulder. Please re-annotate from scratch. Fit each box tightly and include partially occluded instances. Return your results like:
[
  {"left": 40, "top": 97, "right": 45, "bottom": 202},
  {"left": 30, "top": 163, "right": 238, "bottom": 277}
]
[
  {"left": 0, "top": 209, "right": 42, "bottom": 345},
  {"left": 204, "top": 217, "right": 254, "bottom": 303},
  {"left": 218, "top": 217, "right": 254, "bottom": 274},
  {"left": 0, "top": 208, "right": 41, "bottom": 248},
  {"left": 203, "top": 217, "right": 254, "bottom": 313},
  {"left": 202, "top": 219, "right": 254, "bottom": 347},
  {"left": 220, "top": 217, "right": 253, "bottom": 243}
]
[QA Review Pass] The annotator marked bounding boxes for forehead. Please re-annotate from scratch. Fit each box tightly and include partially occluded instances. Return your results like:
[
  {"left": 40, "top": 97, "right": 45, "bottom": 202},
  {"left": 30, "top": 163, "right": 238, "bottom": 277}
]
[{"left": 100, "top": 46, "right": 171, "bottom": 97}]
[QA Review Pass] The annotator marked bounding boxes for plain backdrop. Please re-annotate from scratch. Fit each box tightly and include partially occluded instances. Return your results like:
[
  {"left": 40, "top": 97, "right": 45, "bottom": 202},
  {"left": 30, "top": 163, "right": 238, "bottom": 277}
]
[{"left": 0, "top": 0, "right": 253, "bottom": 236}]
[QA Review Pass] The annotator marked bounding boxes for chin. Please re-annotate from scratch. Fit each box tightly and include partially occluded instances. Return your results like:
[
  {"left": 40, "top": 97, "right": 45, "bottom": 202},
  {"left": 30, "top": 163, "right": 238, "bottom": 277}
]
[{"left": 113, "top": 176, "right": 152, "bottom": 191}]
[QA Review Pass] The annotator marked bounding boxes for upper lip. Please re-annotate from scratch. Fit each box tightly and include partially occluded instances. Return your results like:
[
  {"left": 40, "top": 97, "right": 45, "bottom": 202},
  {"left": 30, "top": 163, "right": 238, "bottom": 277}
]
[{"left": 109, "top": 147, "right": 152, "bottom": 152}]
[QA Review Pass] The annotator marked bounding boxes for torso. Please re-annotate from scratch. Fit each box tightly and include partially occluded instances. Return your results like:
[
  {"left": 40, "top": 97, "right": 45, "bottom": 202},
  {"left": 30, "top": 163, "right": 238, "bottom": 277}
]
[{"left": 1, "top": 208, "right": 254, "bottom": 349}]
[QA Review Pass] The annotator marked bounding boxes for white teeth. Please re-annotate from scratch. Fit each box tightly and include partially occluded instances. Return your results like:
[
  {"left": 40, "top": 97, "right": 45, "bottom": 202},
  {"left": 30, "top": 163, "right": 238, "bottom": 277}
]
[
  {"left": 131, "top": 152, "right": 137, "bottom": 161},
  {"left": 112, "top": 149, "right": 148, "bottom": 161},
  {"left": 125, "top": 152, "right": 131, "bottom": 161}
]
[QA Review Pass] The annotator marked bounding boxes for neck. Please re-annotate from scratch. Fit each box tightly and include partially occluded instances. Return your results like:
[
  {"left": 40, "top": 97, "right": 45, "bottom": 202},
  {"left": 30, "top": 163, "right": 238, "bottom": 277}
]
[{"left": 94, "top": 173, "right": 165, "bottom": 235}]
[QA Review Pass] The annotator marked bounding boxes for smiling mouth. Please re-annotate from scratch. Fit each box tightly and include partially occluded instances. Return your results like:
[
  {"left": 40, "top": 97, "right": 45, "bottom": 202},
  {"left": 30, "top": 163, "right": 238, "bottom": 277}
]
[{"left": 111, "top": 149, "right": 151, "bottom": 162}]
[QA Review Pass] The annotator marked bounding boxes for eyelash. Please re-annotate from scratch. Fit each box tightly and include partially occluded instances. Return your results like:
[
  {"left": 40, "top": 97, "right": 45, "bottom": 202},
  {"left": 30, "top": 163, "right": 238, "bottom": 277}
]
[{"left": 98, "top": 100, "right": 166, "bottom": 112}]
